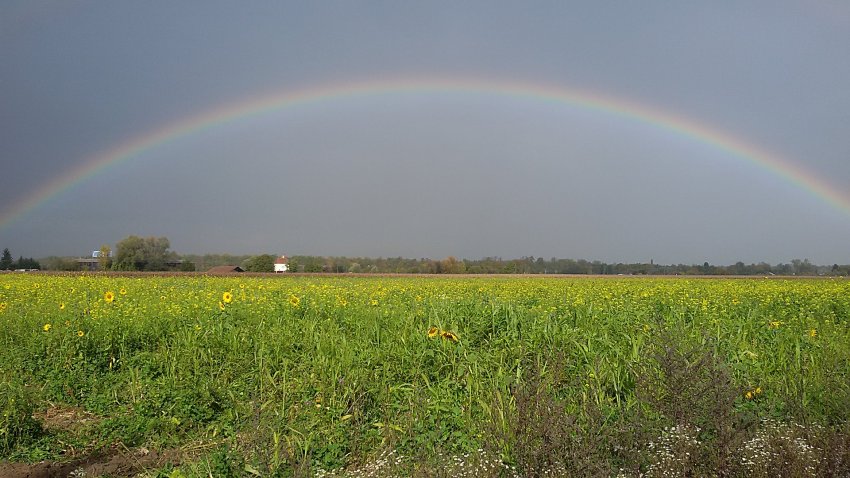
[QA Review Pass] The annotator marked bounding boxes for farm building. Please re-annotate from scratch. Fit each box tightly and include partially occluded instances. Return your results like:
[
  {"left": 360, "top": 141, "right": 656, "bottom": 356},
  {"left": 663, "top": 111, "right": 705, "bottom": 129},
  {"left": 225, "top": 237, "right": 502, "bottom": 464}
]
[
  {"left": 207, "top": 265, "right": 244, "bottom": 274},
  {"left": 76, "top": 250, "right": 113, "bottom": 271},
  {"left": 274, "top": 256, "right": 289, "bottom": 273}
]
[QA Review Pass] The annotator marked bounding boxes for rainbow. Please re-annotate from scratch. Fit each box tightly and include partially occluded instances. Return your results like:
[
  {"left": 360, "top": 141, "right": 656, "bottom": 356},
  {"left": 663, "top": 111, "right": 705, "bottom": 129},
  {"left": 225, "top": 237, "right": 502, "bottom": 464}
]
[{"left": 2, "top": 77, "right": 848, "bottom": 230}]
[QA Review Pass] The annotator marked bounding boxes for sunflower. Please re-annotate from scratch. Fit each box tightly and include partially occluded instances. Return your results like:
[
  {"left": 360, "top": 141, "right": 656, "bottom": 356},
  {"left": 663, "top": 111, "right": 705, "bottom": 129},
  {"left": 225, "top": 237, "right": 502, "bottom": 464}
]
[
  {"left": 222, "top": 291, "right": 233, "bottom": 304},
  {"left": 43, "top": 323, "right": 52, "bottom": 332},
  {"left": 119, "top": 287, "right": 127, "bottom": 295},
  {"left": 218, "top": 301, "right": 226, "bottom": 311},
  {"left": 289, "top": 295, "right": 301, "bottom": 307},
  {"left": 104, "top": 291, "right": 115, "bottom": 303},
  {"left": 59, "top": 303, "right": 65, "bottom": 310},
  {"left": 427, "top": 326, "right": 440, "bottom": 338},
  {"left": 440, "top": 330, "right": 459, "bottom": 343},
  {"left": 77, "top": 330, "right": 85, "bottom": 337}
]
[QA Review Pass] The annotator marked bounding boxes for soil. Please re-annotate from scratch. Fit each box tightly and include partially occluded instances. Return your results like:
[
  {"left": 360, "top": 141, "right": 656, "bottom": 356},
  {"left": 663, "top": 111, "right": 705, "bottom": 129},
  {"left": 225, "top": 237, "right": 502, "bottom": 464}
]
[
  {"left": 0, "top": 448, "right": 179, "bottom": 478},
  {"left": 1, "top": 406, "right": 180, "bottom": 478}
]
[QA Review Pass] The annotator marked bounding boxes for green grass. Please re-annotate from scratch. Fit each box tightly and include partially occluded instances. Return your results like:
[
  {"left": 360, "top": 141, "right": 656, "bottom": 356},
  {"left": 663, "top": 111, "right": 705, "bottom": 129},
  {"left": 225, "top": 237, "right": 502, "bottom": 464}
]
[{"left": 0, "top": 275, "right": 849, "bottom": 476}]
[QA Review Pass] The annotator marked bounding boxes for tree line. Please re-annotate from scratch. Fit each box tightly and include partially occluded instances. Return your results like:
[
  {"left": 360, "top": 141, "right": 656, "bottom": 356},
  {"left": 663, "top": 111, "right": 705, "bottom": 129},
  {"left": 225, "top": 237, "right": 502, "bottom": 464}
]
[
  {"left": 10, "top": 236, "right": 850, "bottom": 276},
  {"left": 172, "top": 252, "right": 850, "bottom": 276},
  {"left": 33, "top": 237, "right": 194, "bottom": 272},
  {"left": 0, "top": 248, "right": 41, "bottom": 271},
  {"left": 267, "top": 255, "right": 850, "bottom": 276}
]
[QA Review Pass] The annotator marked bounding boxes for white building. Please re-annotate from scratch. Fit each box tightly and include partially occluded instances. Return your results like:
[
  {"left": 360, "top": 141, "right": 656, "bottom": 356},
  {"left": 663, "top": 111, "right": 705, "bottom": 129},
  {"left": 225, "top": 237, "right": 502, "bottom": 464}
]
[{"left": 274, "top": 255, "right": 289, "bottom": 273}]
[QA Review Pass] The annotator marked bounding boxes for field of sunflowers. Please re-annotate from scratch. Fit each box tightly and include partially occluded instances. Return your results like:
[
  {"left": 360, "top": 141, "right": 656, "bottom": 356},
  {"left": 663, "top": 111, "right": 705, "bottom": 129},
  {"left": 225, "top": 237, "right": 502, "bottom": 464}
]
[{"left": 1, "top": 274, "right": 849, "bottom": 476}]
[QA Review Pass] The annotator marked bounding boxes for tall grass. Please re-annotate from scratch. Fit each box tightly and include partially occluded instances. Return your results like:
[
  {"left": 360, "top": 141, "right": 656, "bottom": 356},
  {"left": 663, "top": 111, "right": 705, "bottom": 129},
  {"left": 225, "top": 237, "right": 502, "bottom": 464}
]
[{"left": 0, "top": 275, "right": 848, "bottom": 475}]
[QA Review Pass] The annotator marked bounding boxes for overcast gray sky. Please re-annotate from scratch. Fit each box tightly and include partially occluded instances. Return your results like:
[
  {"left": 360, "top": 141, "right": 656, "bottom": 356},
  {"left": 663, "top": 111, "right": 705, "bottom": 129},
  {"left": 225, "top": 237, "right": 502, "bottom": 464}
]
[{"left": 2, "top": 1, "right": 849, "bottom": 264}]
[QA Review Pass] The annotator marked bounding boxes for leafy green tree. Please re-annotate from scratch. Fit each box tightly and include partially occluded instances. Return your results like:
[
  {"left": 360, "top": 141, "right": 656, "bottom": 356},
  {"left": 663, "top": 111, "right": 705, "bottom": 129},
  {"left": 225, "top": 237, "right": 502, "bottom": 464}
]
[
  {"left": 0, "top": 248, "right": 12, "bottom": 270},
  {"left": 113, "top": 236, "right": 173, "bottom": 271},
  {"left": 113, "top": 236, "right": 143, "bottom": 270},
  {"left": 243, "top": 254, "right": 275, "bottom": 272},
  {"left": 98, "top": 244, "right": 112, "bottom": 270}
]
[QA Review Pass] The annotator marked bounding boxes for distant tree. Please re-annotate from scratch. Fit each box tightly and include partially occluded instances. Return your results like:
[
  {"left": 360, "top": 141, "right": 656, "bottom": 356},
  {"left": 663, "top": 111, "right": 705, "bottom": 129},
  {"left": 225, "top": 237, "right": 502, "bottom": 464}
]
[
  {"left": 440, "top": 256, "right": 466, "bottom": 274},
  {"left": 13, "top": 257, "right": 41, "bottom": 270},
  {"left": 113, "top": 236, "right": 173, "bottom": 271},
  {"left": 144, "top": 237, "right": 173, "bottom": 270},
  {"left": 114, "top": 236, "right": 141, "bottom": 270},
  {"left": 0, "top": 248, "right": 12, "bottom": 270},
  {"left": 301, "top": 257, "right": 324, "bottom": 273},
  {"left": 98, "top": 244, "right": 112, "bottom": 270},
  {"left": 243, "top": 254, "right": 275, "bottom": 272},
  {"left": 791, "top": 258, "right": 816, "bottom": 276},
  {"left": 113, "top": 236, "right": 142, "bottom": 270},
  {"left": 40, "top": 256, "right": 80, "bottom": 271}
]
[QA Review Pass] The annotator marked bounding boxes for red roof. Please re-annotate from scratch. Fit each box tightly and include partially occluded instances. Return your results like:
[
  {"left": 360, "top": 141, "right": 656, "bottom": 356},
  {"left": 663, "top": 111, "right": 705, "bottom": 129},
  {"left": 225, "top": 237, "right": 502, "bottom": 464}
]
[
  {"left": 207, "top": 265, "right": 244, "bottom": 273},
  {"left": 274, "top": 256, "right": 288, "bottom": 264}
]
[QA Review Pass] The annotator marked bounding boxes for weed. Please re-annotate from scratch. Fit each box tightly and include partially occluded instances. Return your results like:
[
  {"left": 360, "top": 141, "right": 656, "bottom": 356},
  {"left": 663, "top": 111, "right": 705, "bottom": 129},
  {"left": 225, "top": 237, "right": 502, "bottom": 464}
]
[{"left": 0, "top": 378, "right": 42, "bottom": 454}]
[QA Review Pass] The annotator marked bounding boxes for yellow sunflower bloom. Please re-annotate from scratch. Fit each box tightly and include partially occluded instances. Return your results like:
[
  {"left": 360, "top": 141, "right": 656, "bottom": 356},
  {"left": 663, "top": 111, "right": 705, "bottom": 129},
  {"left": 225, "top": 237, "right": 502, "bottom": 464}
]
[
  {"left": 440, "top": 330, "right": 459, "bottom": 343},
  {"left": 289, "top": 295, "right": 301, "bottom": 307},
  {"left": 119, "top": 287, "right": 127, "bottom": 295},
  {"left": 222, "top": 291, "right": 233, "bottom": 304},
  {"left": 77, "top": 330, "right": 85, "bottom": 337},
  {"left": 427, "top": 326, "right": 440, "bottom": 338},
  {"left": 219, "top": 301, "right": 226, "bottom": 311},
  {"left": 43, "top": 323, "right": 52, "bottom": 332},
  {"left": 104, "top": 291, "right": 115, "bottom": 303}
]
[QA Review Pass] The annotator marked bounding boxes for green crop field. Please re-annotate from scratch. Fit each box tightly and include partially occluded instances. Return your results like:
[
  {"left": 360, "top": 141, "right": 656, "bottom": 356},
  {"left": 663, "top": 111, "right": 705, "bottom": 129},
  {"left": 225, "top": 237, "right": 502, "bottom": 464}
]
[{"left": 1, "top": 274, "right": 849, "bottom": 477}]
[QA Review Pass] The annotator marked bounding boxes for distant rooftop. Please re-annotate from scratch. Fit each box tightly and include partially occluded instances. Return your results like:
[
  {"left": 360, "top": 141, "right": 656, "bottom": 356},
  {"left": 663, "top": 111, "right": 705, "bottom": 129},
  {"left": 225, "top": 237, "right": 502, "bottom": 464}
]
[{"left": 207, "top": 265, "right": 244, "bottom": 274}]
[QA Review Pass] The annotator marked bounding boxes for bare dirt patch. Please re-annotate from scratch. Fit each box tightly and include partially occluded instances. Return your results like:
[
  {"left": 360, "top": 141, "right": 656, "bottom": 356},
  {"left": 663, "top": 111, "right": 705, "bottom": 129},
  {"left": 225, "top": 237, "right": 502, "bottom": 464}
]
[{"left": 0, "top": 448, "right": 180, "bottom": 478}]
